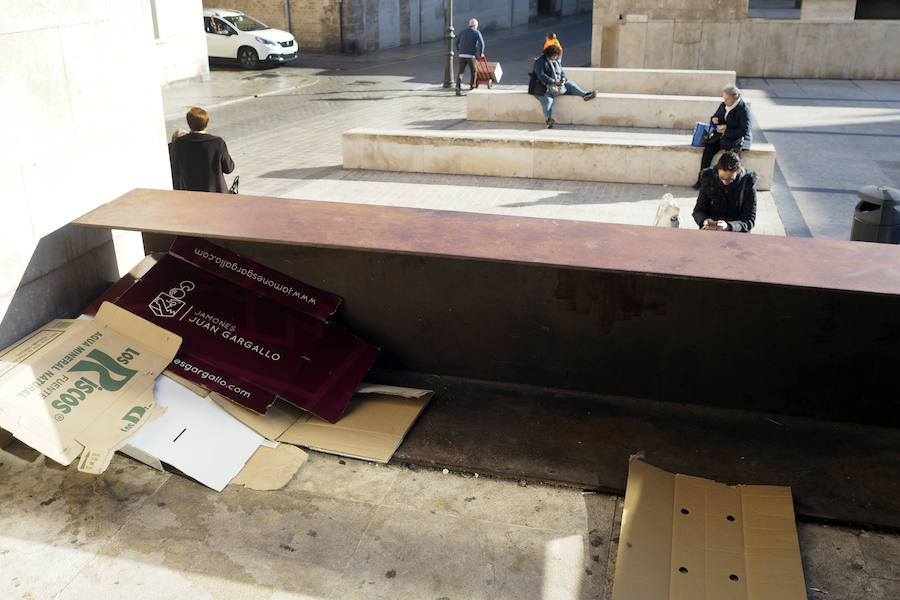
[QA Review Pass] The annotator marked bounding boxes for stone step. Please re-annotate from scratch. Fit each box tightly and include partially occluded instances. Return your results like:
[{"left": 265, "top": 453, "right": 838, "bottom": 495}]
[
  {"left": 342, "top": 127, "right": 775, "bottom": 190},
  {"left": 467, "top": 88, "right": 724, "bottom": 129},
  {"left": 563, "top": 67, "right": 736, "bottom": 96}
]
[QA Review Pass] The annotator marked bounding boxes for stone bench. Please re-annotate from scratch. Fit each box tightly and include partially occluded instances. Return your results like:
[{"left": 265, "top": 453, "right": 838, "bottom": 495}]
[
  {"left": 342, "top": 128, "right": 775, "bottom": 190},
  {"left": 563, "top": 67, "right": 736, "bottom": 96},
  {"left": 467, "top": 89, "right": 724, "bottom": 129}
]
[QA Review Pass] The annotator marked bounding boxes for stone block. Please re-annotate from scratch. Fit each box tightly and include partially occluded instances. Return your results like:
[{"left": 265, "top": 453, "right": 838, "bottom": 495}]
[
  {"left": 698, "top": 21, "right": 741, "bottom": 72},
  {"left": 735, "top": 20, "right": 770, "bottom": 78},
  {"left": 423, "top": 134, "right": 534, "bottom": 178},
  {"left": 342, "top": 130, "right": 425, "bottom": 172},
  {"left": 0, "top": 29, "right": 74, "bottom": 145},
  {"left": 763, "top": 22, "right": 798, "bottom": 79},
  {"left": 600, "top": 24, "right": 620, "bottom": 68},
  {"left": 466, "top": 89, "right": 721, "bottom": 129},
  {"left": 790, "top": 23, "right": 828, "bottom": 79},
  {"left": 618, "top": 22, "right": 647, "bottom": 68},
  {"left": 847, "top": 22, "right": 891, "bottom": 80},
  {"left": 644, "top": 20, "right": 675, "bottom": 69},
  {"left": 341, "top": 129, "right": 775, "bottom": 190},
  {"left": 566, "top": 67, "right": 735, "bottom": 96},
  {"left": 801, "top": 0, "right": 857, "bottom": 22},
  {"left": 672, "top": 21, "right": 702, "bottom": 70},
  {"left": 820, "top": 23, "right": 854, "bottom": 79}
]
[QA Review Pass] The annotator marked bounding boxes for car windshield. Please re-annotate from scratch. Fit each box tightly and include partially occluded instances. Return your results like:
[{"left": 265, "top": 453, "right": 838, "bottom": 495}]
[{"left": 223, "top": 14, "right": 269, "bottom": 31}]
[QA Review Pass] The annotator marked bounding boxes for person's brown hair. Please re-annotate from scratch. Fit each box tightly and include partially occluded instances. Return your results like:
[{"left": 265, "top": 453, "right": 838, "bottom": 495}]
[
  {"left": 546, "top": 32, "right": 557, "bottom": 41},
  {"left": 186, "top": 107, "right": 209, "bottom": 132},
  {"left": 717, "top": 151, "right": 741, "bottom": 172},
  {"left": 543, "top": 45, "right": 561, "bottom": 59}
]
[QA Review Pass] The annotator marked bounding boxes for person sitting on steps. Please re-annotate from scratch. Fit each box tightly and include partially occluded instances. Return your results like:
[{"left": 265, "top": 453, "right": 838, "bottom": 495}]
[
  {"left": 528, "top": 45, "right": 597, "bottom": 128},
  {"left": 692, "top": 151, "right": 757, "bottom": 233},
  {"left": 692, "top": 85, "right": 753, "bottom": 189},
  {"left": 543, "top": 32, "right": 562, "bottom": 54}
]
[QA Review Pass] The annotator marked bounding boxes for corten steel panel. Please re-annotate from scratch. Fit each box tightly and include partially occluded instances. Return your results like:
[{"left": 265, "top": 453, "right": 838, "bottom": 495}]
[
  {"left": 76, "top": 190, "right": 900, "bottom": 426},
  {"left": 75, "top": 189, "right": 900, "bottom": 296}
]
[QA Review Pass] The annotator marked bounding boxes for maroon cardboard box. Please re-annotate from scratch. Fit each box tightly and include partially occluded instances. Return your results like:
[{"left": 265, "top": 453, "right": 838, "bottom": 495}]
[{"left": 86, "top": 237, "right": 378, "bottom": 423}]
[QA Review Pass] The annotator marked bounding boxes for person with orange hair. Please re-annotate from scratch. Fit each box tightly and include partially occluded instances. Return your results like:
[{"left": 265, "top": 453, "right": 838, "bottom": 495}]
[{"left": 543, "top": 32, "right": 562, "bottom": 54}]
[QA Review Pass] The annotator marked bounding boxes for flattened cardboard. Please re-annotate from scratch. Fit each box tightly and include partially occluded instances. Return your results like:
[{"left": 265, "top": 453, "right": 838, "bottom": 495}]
[
  {"left": 86, "top": 237, "right": 379, "bottom": 423},
  {"left": 120, "top": 376, "right": 271, "bottom": 492},
  {"left": 169, "top": 236, "right": 340, "bottom": 320},
  {"left": 279, "top": 386, "right": 432, "bottom": 463},
  {"left": 0, "top": 302, "right": 180, "bottom": 473},
  {"left": 211, "top": 395, "right": 305, "bottom": 441},
  {"left": 213, "top": 384, "right": 433, "bottom": 463},
  {"left": 231, "top": 444, "right": 308, "bottom": 491},
  {"left": 612, "top": 460, "right": 806, "bottom": 600}
]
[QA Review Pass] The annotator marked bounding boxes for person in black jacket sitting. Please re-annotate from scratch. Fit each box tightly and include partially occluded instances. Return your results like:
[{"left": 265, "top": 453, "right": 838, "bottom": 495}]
[
  {"left": 693, "top": 85, "right": 753, "bottom": 189},
  {"left": 692, "top": 151, "right": 757, "bottom": 233},
  {"left": 528, "top": 45, "right": 597, "bottom": 128}
]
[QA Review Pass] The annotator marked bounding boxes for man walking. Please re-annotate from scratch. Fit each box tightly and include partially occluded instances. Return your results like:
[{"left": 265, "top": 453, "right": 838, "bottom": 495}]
[
  {"left": 455, "top": 18, "right": 485, "bottom": 96},
  {"left": 170, "top": 106, "right": 235, "bottom": 193}
]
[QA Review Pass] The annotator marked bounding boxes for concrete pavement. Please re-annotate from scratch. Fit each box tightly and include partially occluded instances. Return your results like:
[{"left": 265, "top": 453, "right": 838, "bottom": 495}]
[{"left": 3, "top": 14, "right": 900, "bottom": 600}]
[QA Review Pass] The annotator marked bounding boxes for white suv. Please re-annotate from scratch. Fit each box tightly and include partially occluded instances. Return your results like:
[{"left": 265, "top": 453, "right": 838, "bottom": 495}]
[{"left": 203, "top": 8, "right": 298, "bottom": 68}]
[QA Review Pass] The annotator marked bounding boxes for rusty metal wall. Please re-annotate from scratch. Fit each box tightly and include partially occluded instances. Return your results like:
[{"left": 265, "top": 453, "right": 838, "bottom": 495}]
[{"left": 143, "top": 233, "right": 900, "bottom": 427}]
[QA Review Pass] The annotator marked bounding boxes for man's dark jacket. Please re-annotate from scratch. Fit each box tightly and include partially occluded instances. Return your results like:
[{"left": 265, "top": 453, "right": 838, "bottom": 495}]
[
  {"left": 455, "top": 26, "right": 484, "bottom": 57},
  {"left": 692, "top": 167, "right": 758, "bottom": 232},
  {"left": 707, "top": 99, "right": 752, "bottom": 149},
  {"left": 528, "top": 55, "right": 564, "bottom": 96},
  {"left": 170, "top": 132, "right": 235, "bottom": 193}
]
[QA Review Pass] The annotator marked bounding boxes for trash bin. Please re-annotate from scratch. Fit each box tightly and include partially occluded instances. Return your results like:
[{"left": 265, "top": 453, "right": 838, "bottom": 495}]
[{"left": 850, "top": 185, "right": 900, "bottom": 243}]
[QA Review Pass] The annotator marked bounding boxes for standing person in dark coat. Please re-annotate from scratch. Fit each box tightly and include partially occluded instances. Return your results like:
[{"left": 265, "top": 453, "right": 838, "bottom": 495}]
[
  {"left": 693, "top": 85, "right": 752, "bottom": 189},
  {"left": 170, "top": 107, "right": 235, "bottom": 193},
  {"left": 455, "top": 18, "right": 485, "bottom": 96},
  {"left": 692, "top": 151, "right": 757, "bottom": 232}
]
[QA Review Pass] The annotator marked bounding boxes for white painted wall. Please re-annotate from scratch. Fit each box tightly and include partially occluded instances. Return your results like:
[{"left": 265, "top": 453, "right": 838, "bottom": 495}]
[
  {"left": 152, "top": 0, "right": 210, "bottom": 84},
  {"left": 0, "top": 1, "right": 174, "bottom": 348}
]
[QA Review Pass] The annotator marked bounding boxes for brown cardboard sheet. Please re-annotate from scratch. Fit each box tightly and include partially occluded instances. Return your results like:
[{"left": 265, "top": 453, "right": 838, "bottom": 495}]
[
  {"left": 0, "top": 303, "right": 181, "bottom": 474},
  {"left": 612, "top": 460, "right": 806, "bottom": 600},
  {"left": 214, "top": 384, "right": 433, "bottom": 463},
  {"left": 231, "top": 444, "right": 309, "bottom": 490}
]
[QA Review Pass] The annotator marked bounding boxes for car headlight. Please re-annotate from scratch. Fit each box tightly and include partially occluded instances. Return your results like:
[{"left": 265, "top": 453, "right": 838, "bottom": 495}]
[{"left": 255, "top": 36, "right": 276, "bottom": 46}]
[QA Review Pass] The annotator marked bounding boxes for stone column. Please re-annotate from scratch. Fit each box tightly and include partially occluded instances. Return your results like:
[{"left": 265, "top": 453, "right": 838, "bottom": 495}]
[
  {"left": 801, "top": 0, "right": 857, "bottom": 22},
  {"left": 591, "top": 0, "right": 621, "bottom": 67}
]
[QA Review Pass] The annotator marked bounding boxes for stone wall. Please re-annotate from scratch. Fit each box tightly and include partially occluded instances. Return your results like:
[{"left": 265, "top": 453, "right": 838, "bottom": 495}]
[
  {"left": 204, "top": 0, "right": 594, "bottom": 53},
  {"left": 154, "top": 0, "right": 210, "bottom": 83},
  {"left": 0, "top": 1, "right": 172, "bottom": 348},
  {"left": 600, "top": 18, "right": 900, "bottom": 78},
  {"left": 592, "top": 0, "right": 900, "bottom": 78}
]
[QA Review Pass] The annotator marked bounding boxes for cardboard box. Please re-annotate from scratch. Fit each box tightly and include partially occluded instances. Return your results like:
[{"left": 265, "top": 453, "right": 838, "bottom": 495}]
[
  {"left": 477, "top": 61, "right": 503, "bottom": 83},
  {"left": 212, "top": 383, "right": 432, "bottom": 463},
  {"left": 120, "top": 375, "right": 275, "bottom": 492},
  {"left": 86, "top": 236, "right": 379, "bottom": 423},
  {"left": 612, "top": 460, "right": 806, "bottom": 600},
  {"left": 0, "top": 302, "right": 181, "bottom": 474}
]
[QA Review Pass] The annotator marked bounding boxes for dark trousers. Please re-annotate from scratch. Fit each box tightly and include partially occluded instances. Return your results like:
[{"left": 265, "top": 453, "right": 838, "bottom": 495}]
[
  {"left": 701, "top": 137, "right": 743, "bottom": 171},
  {"left": 457, "top": 57, "right": 476, "bottom": 87}
]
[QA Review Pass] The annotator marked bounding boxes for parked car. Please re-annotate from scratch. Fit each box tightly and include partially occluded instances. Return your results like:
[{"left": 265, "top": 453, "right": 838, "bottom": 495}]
[{"left": 203, "top": 8, "right": 298, "bottom": 68}]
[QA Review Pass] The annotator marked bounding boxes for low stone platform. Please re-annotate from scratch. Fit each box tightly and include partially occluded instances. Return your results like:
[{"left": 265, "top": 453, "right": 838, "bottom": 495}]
[
  {"left": 467, "top": 88, "right": 722, "bottom": 129},
  {"left": 342, "top": 127, "right": 775, "bottom": 190},
  {"left": 564, "top": 67, "right": 735, "bottom": 96}
]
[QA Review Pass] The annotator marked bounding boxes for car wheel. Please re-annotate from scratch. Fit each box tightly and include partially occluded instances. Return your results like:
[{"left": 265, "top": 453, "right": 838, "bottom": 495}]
[{"left": 238, "top": 46, "right": 259, "bottom": 69}]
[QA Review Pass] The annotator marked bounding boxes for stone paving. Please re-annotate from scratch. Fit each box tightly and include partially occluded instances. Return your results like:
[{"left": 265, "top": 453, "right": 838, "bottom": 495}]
[{"left": 3, "top": 14, "right": 900, "bottom": 600}]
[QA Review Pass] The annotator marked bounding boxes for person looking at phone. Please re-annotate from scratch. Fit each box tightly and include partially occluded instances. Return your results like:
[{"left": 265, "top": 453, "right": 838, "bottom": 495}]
[
  {"left": 692, "top": 85, "right": 753, "bottom": 189},
  {"left": 692, "top": 151, "right": 757, "bottom": 232}
]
